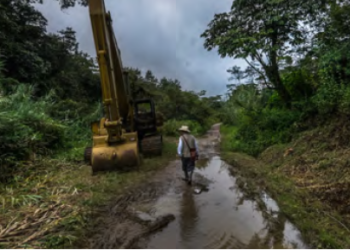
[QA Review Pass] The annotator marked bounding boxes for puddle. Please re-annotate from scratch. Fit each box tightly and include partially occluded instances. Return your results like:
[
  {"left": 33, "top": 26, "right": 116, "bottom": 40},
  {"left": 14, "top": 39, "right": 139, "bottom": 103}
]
[
  {"left": 146, "top": 156, "right": 307, "bottom": 249},
  {"left": 261, "top": 192, "right": 280, "bottom": 218}
]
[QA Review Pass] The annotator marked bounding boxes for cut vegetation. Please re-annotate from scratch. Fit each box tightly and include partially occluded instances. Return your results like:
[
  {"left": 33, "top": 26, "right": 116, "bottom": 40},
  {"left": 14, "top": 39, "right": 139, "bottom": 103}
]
[{"left": 0, "top": 139, "right": 177, "bottom": 248}]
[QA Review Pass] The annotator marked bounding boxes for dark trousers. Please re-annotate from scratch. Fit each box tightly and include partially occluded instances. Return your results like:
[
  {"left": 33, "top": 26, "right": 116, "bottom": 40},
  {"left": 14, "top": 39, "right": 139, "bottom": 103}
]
[{"left": 181, "top": 157, "right": 195, "bottom": 180}]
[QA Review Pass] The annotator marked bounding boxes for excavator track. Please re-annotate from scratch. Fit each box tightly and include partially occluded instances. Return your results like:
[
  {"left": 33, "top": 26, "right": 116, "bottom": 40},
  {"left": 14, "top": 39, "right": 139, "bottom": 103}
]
[
  {"left": 84, "top": 147, "right": 92, "bottom": 164},
  {"left": 141, "top": 134, "right": 162, "bottom": 156}
]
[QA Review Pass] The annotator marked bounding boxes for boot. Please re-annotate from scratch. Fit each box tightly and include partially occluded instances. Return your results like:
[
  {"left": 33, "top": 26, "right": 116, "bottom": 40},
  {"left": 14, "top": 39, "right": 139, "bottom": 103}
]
[
  {"left": 187, "top": 171, "right": 193, "bottom": 185},
  {"left": 183, "top": 171, "right": 189, "bottom": 182}
]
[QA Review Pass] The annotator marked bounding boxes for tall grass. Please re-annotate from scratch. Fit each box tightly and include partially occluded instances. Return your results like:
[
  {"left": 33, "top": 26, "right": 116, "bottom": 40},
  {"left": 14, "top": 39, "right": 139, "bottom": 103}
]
[{"left": 0, "top": 83, "right": 101, "bottom": 181}]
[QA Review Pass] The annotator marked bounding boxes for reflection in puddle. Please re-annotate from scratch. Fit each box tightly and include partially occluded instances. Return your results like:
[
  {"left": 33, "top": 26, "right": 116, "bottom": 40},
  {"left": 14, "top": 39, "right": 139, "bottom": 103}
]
[
  {"left": 262, "top": 192, "right": 280, "bottom": 218},
  {"left": 147, "top": 156, "right": 307, "bottom": 249}
]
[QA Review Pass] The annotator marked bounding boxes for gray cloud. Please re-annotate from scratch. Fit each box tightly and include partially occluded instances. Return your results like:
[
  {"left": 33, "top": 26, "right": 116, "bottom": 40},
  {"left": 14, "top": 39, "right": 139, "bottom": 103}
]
[{"left": 35, "top": 0, "right": 246, "bottom": 96}]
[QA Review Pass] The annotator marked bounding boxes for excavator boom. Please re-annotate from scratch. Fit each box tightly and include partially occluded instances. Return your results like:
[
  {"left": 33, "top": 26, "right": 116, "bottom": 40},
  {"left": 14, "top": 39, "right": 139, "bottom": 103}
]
[
  {"left": 85, "top": 0, "right": 164, "bottom": 173},
  {"left": 89, "top": 0, "right": 133, "bottom": 130},
  {"left": 85, "top": 0, "right": 140, "bottom": 172}
]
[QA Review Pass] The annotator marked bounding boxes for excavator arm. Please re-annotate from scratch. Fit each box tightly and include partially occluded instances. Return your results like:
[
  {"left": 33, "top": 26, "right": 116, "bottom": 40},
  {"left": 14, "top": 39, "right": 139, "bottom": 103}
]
[
  {"left": 85, "top": 0, "right": 140, "bottom": 172},
  {"left": 89, "top": 0, "right": 134, "bottom": 140}
]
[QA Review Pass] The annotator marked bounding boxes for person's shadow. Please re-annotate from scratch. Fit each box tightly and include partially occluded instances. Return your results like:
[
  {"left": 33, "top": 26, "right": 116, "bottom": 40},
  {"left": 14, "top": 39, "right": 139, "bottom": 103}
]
[{"left": 178, "top": 187, "right": 199, "bottom": 248}]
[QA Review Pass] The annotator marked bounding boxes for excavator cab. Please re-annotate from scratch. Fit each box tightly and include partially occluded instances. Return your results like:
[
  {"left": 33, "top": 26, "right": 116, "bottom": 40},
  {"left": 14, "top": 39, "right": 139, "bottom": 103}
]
[
  {"left": 134, "top": 99, "right": 163, "bottom": 156},
  {"left": 134, "top": 99, "right": 157, "bottom": 134}
]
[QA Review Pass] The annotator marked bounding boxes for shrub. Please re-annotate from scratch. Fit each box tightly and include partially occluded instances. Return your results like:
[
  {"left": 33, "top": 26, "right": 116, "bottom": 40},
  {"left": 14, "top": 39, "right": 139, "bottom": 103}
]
[
  {"left": 223, "top": 108, "right": 301, "bottom": 156},
  {"left": 0, "top": 83, "right": 102, "bottom": 181},
  {"left": 163, "top": 119, "right": 205, "bottom": 136},
  {"left": 0, "top": 85, "right": 66, "bottom": 162}
]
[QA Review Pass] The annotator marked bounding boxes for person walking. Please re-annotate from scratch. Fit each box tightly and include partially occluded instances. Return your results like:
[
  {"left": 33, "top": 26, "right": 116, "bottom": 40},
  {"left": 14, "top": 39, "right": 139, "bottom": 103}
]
[{"left": 177, "top": 125, "right": 199, "bottom": 185}]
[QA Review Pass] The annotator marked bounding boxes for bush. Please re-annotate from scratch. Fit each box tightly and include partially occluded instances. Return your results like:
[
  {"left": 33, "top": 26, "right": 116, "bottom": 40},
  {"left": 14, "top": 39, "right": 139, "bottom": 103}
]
[
  {"left": 0, "top": 83, "right": 101, "bottom": 181},
  {"left": 311, "top": 82, "right": 350, "bottom": 116},
  {"left": 338, "top": 86, "right": 350, "bottom": 115},
  {"left": 311, "top": 82, "right": 341, "bottom": 115},
  {"left": 54, "top": 101, "right": 102, "bottom": 161},
  {"left": 0, "top": 85, "right": 66, "bottom": 162},
  {"left": 223, "top": 108, "right": 301, "bottom": 156},
  {"left": 163, "top": 119, "right": 205, "bottom": 136}
]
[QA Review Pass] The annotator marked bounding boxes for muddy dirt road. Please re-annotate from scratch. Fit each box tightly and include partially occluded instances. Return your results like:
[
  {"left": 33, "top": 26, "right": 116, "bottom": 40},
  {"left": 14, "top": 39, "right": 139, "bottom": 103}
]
[{"left": 89, "top": 124, "right": 307, "bottom": 249}]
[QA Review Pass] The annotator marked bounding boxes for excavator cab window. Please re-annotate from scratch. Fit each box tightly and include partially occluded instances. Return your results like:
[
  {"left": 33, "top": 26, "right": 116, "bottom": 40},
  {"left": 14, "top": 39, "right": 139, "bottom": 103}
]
[
  {"left": 137, "top": 103, "right": 151, "bottom": 114},
  {"left": 134, "top": 99, "right": 157, "bottom": 134},
  {"left": 134, "top": 99, "right": 155, "bottom": 115}
]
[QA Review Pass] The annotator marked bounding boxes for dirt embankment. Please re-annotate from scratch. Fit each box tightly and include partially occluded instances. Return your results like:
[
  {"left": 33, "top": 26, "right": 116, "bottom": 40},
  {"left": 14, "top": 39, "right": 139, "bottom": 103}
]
[{"left": 221, "top": 119, "right": 350, "bottom": 248}]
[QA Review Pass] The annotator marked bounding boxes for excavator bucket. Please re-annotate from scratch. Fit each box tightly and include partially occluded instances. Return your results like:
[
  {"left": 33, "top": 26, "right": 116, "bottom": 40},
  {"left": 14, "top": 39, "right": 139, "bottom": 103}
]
[
  {"left": 92, "top": 142, "right": 139, "bottom": 172},
  {"left": 85, "top": 131, "right": 140, "bottom": 173}
]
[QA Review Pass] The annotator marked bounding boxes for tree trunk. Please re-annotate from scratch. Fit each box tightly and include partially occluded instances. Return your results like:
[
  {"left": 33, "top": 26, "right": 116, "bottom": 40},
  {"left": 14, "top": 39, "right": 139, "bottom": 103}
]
[
  {"left": 267, "top": 36, "right": 292, "bottom": 107},
  {"left": 269, "top": 58, "right": 291, "bottom": 106}
]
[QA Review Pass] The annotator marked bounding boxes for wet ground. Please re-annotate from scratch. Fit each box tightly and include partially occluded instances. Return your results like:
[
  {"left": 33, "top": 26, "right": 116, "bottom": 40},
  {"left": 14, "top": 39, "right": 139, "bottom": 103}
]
[{"left": 89, "top": 124, "right": 307, "bottom": 249}]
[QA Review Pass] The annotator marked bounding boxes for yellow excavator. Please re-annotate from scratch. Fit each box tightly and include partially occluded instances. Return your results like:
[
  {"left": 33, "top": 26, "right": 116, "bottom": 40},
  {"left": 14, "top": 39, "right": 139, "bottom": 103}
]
[{"left": 84, "top": 0, "right": 163, "bottom": 173}]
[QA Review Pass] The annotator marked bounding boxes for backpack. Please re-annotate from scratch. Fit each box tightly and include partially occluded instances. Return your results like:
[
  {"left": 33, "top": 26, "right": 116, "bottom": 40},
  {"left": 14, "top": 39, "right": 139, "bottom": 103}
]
[{"left": 182, "top": 135, "right": 197, "bottom": 162}]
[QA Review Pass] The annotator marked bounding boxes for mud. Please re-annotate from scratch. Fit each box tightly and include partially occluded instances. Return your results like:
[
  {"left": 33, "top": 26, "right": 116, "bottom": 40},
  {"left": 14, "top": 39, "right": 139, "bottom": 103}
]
[{"left": 88, "top": 124, "right": 307, "bottom": 249}]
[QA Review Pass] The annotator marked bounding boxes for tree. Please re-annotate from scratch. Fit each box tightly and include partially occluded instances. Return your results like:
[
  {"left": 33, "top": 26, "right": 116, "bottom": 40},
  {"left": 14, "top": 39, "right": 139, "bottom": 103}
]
[
  {"left": 227, "top": 66, "right": 244, "bottom": 84},
  {"left": 145, "top": 70, "right": 158, "bottom": 84},
  {"left": 31, "top": 0, "right": 88, "bottom": 8},
  {"left": 0, "top": 0, "right": 101, "bottom": 102},
  {"left": 0, "top": 0, "right": 48, "bottom": 83},
  {"left": 200, "top": 0, "right": 324, "bottom": 105}
]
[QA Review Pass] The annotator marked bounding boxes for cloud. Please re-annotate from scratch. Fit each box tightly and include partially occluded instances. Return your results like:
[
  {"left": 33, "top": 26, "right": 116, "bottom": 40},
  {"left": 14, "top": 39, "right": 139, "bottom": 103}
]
[{"left": 35, "top": 0, "right": 247, "bottom": 96}]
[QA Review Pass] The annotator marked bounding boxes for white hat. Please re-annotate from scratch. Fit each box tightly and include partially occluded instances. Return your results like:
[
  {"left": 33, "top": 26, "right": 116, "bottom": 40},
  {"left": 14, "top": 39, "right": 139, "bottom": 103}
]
[{"left": 178, "top": 125, "right": 190, "bottom": 133}]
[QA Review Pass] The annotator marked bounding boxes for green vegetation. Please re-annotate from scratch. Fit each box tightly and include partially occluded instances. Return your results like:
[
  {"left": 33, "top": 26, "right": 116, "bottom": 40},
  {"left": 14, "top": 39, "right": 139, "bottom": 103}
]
[
  {"left": 221, "top": 147, "right": 350, "bottom": 248},
  {"left": 0, "top": 0, "right": 218, "bottom": 248},
  {"left": 126, "top": 67, "right": 220, "bottom": 136},
  {"left": 0, "top": 139, "right": 177, "bottom": 248},
  {"left": 202, "top": 0, "right": 350, "bottom": 156},
  {"left": 202, "top": 0, "right": 350, "bottom": 247},
  {"left": 0, "top": 0, "right": 218, "bottom": 181},
  {"left": 3, "top": 0, "right": 350, "bottom": 247}
]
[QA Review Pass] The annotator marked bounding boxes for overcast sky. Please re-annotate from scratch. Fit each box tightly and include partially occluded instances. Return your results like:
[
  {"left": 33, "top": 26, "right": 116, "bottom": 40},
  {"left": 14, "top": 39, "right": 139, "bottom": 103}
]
[{"left": 35, "top": 0, "right": 246, "bottom": 97}]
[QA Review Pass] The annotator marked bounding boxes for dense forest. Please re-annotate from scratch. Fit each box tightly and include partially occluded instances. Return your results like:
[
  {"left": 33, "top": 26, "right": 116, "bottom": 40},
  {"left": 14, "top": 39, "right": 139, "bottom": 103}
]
[
  {"left": 201, "top": 0, "right": 350, "bottom": 156},
  {"left": 3, "top": 0, "right": 349, "bottom": 174},
  {"left": 0, "top": 0, "right": 219, "bottom": 181}
]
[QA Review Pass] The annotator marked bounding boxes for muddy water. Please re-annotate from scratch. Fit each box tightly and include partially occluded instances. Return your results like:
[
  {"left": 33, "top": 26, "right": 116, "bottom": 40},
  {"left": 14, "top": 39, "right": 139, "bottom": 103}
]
[{"left": 146, "top": 155, "right": 307, "bottom": 249}]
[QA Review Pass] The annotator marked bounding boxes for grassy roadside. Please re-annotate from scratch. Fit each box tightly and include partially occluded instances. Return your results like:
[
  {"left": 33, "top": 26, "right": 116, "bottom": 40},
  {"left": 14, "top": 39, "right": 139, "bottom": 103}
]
[
  {"left": 0, "top": 137, "right": 177, "bottom": 249},
  {"left": 220, "top": 125, "right": 350, "bottom": 248}
]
